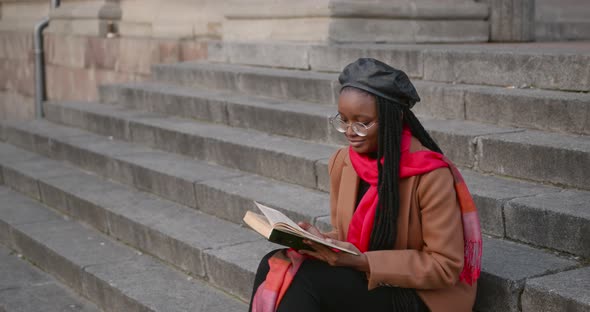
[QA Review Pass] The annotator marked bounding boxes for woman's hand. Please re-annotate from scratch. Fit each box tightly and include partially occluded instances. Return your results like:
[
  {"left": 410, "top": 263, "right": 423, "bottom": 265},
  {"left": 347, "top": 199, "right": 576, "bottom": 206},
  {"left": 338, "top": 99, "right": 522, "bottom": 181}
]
[
  {"left": 297, "top": 222, "right": 326, "bottom": 238},
  {"left": 299, "top": 238, "right": 370, "bottom": 272}
]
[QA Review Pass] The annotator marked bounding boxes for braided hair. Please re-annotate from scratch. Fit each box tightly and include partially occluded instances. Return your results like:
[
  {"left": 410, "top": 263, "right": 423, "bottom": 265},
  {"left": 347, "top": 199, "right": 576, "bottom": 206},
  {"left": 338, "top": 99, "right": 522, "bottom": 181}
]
[{"left": 341, "top": 87, "right": 443, "bottom": 251}]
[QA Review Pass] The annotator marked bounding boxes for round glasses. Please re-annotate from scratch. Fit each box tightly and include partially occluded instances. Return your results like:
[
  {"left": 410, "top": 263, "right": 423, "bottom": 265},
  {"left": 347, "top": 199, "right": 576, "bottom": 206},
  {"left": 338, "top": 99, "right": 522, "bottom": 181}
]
[{"left": 330, "top": 114, "right": 377, "bottom": 137}]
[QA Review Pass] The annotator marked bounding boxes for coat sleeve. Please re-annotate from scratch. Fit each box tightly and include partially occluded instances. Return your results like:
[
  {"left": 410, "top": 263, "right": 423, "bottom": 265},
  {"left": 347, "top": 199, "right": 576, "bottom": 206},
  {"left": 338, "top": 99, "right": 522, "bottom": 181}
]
[
  {"left": 323, "top": 148, "right": 345, "bottom": 240},
  {"left": 364, "top": 167, "right": 465, "bottom": 290}
]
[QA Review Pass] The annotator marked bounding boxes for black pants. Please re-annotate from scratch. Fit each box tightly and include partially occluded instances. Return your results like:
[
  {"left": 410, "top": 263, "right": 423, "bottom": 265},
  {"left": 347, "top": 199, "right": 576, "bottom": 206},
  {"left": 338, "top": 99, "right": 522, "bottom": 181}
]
[{"left": 249, "top": 249, "right": 429, "bottom": 312}]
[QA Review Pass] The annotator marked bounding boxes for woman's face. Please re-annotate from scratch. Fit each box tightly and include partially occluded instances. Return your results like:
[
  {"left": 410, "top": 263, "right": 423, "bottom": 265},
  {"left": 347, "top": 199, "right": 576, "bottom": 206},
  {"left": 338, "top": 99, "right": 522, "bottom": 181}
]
[{"left": 337, "top": 90, "right": 379, "bottom": 154}]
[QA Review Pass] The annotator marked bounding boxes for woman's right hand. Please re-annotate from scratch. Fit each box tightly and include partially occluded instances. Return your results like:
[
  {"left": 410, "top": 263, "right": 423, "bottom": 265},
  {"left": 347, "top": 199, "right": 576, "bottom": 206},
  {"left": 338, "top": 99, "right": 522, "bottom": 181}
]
[{"left": 298, "top": 222, "right": 326, "bottom": 239}]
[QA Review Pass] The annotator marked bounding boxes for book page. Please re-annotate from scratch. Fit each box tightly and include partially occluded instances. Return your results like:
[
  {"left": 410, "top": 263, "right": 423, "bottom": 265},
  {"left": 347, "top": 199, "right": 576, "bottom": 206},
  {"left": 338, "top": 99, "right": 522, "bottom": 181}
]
[{"left": 254, "top": 202, "right": 305, "bottom": 232}]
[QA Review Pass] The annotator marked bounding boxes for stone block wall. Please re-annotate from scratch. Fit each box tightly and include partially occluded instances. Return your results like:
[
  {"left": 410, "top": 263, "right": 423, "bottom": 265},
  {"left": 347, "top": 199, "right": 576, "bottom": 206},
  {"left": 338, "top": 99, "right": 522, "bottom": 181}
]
[
  {"left": 0, "top": 0, "right": 212, "bottom": 121},
  {"left": 0, "top": 31, "right": 36, "bottom": 120},
  {"left": 43, "top": 34, "right": 208, "bottom": 101}
]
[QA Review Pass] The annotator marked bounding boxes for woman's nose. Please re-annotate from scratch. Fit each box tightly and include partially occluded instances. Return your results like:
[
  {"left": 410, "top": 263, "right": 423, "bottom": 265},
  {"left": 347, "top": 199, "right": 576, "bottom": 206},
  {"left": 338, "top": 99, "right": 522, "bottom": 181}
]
[{"left": 345, "top": 124, "right": 356, "bottom": 137}]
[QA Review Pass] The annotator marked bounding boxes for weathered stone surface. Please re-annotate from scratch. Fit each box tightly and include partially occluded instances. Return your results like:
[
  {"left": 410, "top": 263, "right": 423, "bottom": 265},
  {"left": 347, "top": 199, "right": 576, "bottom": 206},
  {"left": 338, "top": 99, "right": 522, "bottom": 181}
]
[
  {"left": 0, "top": 58, "right": 35, "bottom": 96},
  {"left": 205, "top": 239, "right": 277, "bottom": 301},
  {"left": 329, "top": 19, "right": 489, "bottom": 43},
  {"left": 522, "top": 267, "right": 590, "bottom": 312},
  {"left": 464, "top": 85, "right": 590, "bottom": 135},
  {"left": 195, "top": 174, "right": 330, "bottom": 225},
  {"left": 0, "top": 189, "right": 246, "bottom": 311},
  {"left": 117, "top": 150, "right": 240, "bottom": 207},
  {"left": 0, "top": 91, "right": 35, "bottom": 121},
  {"left": 45, "top": 34, "right": 88, "bottom": 69},
  {"left": 223, "top": 17, "right": 332, "bottom": 42},
  {"left": 0, "top": 245, "right": 99, "bottom": 312},
  {"left": 315, "top": 157, "right": 332, "bottom": 192},
  {"left": 179, "top": 40, "right": 208, "bottom": 62},
  {"left": 84, "top": 256, "right": 245, "bottom": 312},
  {"left": 96, "top": 82, "right": 339, "bottom": 143},
  {"left": 84, "top": 35, "right": 120, "bottom": 70},
  {"left": 505, "top": 190, "right": 590, "bottom": 257},
  {"left": 309, "top": 44, "right": 423, "bottom": 77},
  {"left": 210, "top": 41, "right": 311, "bottom": 70},
  {"left": 44, "top": 101, "right": 132, "bottom": 140},
  {"left": 413, "top": 82, "right": 466, "bottom": 120},
  {"left": 484, "top": 0, "right": 535, "bottom": 41},
  {"left": 423, "top": 48, "right": 590, "bottom": 92},
  {"left": 477, "top": 130, "right": 590, "bottom": 190},
  {"left": 0, "top": 185, "right": 59, "bottom": 228},
  {"left": 0, "top": 283, "right": 99, "bottom": 312},
  {"left": 0, "top": 31, "right": 33, "bottom": 61},
  {"left": 153, "top": 62, "right": 338, "bottom": 105},
  {"left": 122, "top": 113, "right": 337, "bottom": 189},
  {"left": 421, "top": 118, "right": 521, "bottom": 168},
  {"left": 461, "top": 170, "right": 560, "bottom": 237},
  {"left": 475, "top": 236, "right": 578, "bottom": 312},
  {"left": 0, "top": 146, "right": 261, "bottom": 279},
  {"left": 536, "top": 21, "right": 590, "bottom": 41}
]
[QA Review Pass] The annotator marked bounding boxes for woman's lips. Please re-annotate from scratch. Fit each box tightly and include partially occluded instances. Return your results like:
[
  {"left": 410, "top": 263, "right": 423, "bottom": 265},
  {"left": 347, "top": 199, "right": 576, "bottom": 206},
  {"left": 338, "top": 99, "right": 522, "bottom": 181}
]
[{"left": 348, "top": 140, "right": 365, "bottom": 147}]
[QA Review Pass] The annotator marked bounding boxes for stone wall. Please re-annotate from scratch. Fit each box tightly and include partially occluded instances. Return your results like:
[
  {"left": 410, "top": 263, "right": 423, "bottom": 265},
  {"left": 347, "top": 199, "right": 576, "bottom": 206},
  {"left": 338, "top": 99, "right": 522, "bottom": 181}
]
[
  {"left": 43, "top": 33, "right": 208, "bottom": 101},
  {"left": 0, "top": 0, "right": 46, "bottom": 119},
  {"left": 535, "top": 0, "right": 590, "bottom": 40},
  {"left": 0, "top": 0, "right": 212, "bottom": 120}
]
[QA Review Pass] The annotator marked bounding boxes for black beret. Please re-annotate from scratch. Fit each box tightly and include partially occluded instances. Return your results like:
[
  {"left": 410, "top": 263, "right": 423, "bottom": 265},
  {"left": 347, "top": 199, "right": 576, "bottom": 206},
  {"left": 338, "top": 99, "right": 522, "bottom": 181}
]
[{"left": 338, "top": 58, "right": 420, "bottom": 109}]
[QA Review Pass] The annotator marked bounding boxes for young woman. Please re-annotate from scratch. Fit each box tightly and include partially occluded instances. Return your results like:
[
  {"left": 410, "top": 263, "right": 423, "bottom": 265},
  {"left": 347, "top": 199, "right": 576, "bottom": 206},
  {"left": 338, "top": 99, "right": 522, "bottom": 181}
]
[{"left": 249, "top": 58, "right": 482, "bottom": 312}]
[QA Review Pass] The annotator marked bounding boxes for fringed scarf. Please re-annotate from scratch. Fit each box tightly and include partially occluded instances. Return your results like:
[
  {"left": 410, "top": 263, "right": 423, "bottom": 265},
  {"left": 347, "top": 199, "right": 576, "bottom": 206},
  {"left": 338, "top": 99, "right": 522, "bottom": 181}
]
[
  {"left": 251, "top": 127, "right": 482, "bottom": 312},
  {"left": 347, "top": 126, "right": 482, "bottom": 285}
]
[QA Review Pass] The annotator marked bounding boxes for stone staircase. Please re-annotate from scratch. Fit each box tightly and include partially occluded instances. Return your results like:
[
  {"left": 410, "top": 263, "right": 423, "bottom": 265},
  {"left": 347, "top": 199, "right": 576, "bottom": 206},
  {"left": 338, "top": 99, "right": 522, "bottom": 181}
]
[{"left": 0, "top": 41, "right": 589, "bottom": 312}]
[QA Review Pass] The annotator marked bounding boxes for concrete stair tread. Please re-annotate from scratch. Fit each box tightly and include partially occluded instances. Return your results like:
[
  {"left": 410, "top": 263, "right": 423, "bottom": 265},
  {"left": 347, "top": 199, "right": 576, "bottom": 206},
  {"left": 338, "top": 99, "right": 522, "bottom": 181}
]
[
  {"left": 0, "top": 123, "right": 332, "bottom": 228},
  {"left": 0, "top": 186, "right": 247, "bottom": 311},
  {"left": 158, "top": 61, "right": 338, "bottom": 81},
  {"left": 41, "top": 101, "right": 337, "bottom": 189},
  {"left": 47, "top": 100, "right": 338, "bottom": 159},
  {"left": 476, "top": 236, "right": 582, "bottom": 312},
  {"left": 0, "top": 143, "right": 586, "bottom": 311},
  {"left": 149, "top": 60, "right": 590, "bottom": 136},
  {"left": 104, "top": 80, "right": 590, "bottom": 138},
  {"left": 522, "top": 266, "right": 590, "bottom": 311},
  {"left": 0, "top": 143, "right": 320, "bottom": 300},
  {"left": 0, "top": 244, "right": 100, "bottom": 312},
  {"left": 44, "top": 99, "right": 590, "bottom": 191},
  {"left": 1, "top": 117, "right": 589, "bottom": 258},
  {"left": 208, "top": 41, "right": 590, "bottom": 92}
]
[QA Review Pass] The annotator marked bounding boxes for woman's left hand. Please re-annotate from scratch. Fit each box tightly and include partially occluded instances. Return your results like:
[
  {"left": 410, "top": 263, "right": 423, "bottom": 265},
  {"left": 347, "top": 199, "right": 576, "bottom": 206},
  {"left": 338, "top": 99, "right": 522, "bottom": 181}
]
[{"left": 299, "top": 239, "right": 370, "bottom": 272}]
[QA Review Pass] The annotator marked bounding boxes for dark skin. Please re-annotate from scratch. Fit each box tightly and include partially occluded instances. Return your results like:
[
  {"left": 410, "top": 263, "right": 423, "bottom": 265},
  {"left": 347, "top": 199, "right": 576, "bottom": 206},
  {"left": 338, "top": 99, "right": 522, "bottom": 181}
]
[{"left": 297, "top": 90, "right": 379, "bottom": 272}]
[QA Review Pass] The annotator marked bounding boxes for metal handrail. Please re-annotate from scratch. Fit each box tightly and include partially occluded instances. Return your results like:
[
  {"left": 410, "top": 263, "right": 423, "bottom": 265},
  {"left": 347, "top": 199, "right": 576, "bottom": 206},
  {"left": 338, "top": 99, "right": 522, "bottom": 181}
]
[{"left": 34, "top": 0, "right": 60, "bottom": 119}]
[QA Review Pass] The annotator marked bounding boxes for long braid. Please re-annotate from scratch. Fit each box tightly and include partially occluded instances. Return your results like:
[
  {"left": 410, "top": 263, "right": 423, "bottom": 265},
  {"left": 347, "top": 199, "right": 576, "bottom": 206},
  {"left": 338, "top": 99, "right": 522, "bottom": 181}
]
[{"left": 369, "top": 96, "right": 402, "bottom": 251}]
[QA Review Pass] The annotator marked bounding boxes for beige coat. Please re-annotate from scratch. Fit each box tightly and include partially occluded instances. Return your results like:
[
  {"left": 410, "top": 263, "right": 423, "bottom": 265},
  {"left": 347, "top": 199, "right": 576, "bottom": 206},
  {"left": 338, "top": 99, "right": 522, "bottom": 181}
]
[{"left": 325, "top": 137, "right": 477, "bottom": 312}]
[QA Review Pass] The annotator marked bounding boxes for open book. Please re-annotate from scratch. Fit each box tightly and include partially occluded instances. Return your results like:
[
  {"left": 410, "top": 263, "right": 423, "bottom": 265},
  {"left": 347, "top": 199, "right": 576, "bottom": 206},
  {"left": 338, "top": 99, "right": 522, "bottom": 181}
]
[{"left": 243, "top": 201, "right": 359, "bottom": 256}]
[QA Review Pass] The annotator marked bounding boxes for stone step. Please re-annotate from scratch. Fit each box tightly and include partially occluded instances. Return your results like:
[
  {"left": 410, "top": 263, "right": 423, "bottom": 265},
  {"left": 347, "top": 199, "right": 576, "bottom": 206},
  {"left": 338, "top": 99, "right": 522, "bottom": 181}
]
[
  {"left": 0, "top": 186, "right": 247, "bottom": 311},
  {"left": 0, "top": 143, "right": 586, "bottom": 312},
  {"left": 39, "top": 101, "right": 337, "bottom": 191},
  {"left": 0, "top": 125, "right": 333, "bottom": 230},
  {"left": 207, "top": 41, "right": 590, "bottom": 92},
  {"left": 522, "top": 266, "right": 590, "bottom": 312},
  {"left": 0, "top": 244, "right": 99, "bottom": 312},
  {"left": 0, "top": 143, "right": 319, "bottom": 301},
  {"left": 43, "top": 99, "right": 590, "bottom": 191},
  {"left": 148, "top": 62, "right": 590, "bottom": 135},
  {"left": 99, "top": 82, "right": 345, "bottom": 145},
  {"left": 1, "top": 118, "right": 589, "bottom": 258}
]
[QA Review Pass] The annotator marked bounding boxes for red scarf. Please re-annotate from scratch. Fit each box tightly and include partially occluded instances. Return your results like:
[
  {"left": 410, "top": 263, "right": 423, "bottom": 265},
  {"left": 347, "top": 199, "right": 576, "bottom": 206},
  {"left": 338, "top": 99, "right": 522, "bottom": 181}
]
[{"left": 347, "top": 126, "right": 482, "bottom": 285}]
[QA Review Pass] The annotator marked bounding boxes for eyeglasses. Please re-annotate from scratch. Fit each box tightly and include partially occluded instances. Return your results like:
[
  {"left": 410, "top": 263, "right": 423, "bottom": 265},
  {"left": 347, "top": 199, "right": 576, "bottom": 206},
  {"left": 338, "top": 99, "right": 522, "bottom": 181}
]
[{"left": 330, "top": 114, "right": 377, "bottom": 137}]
